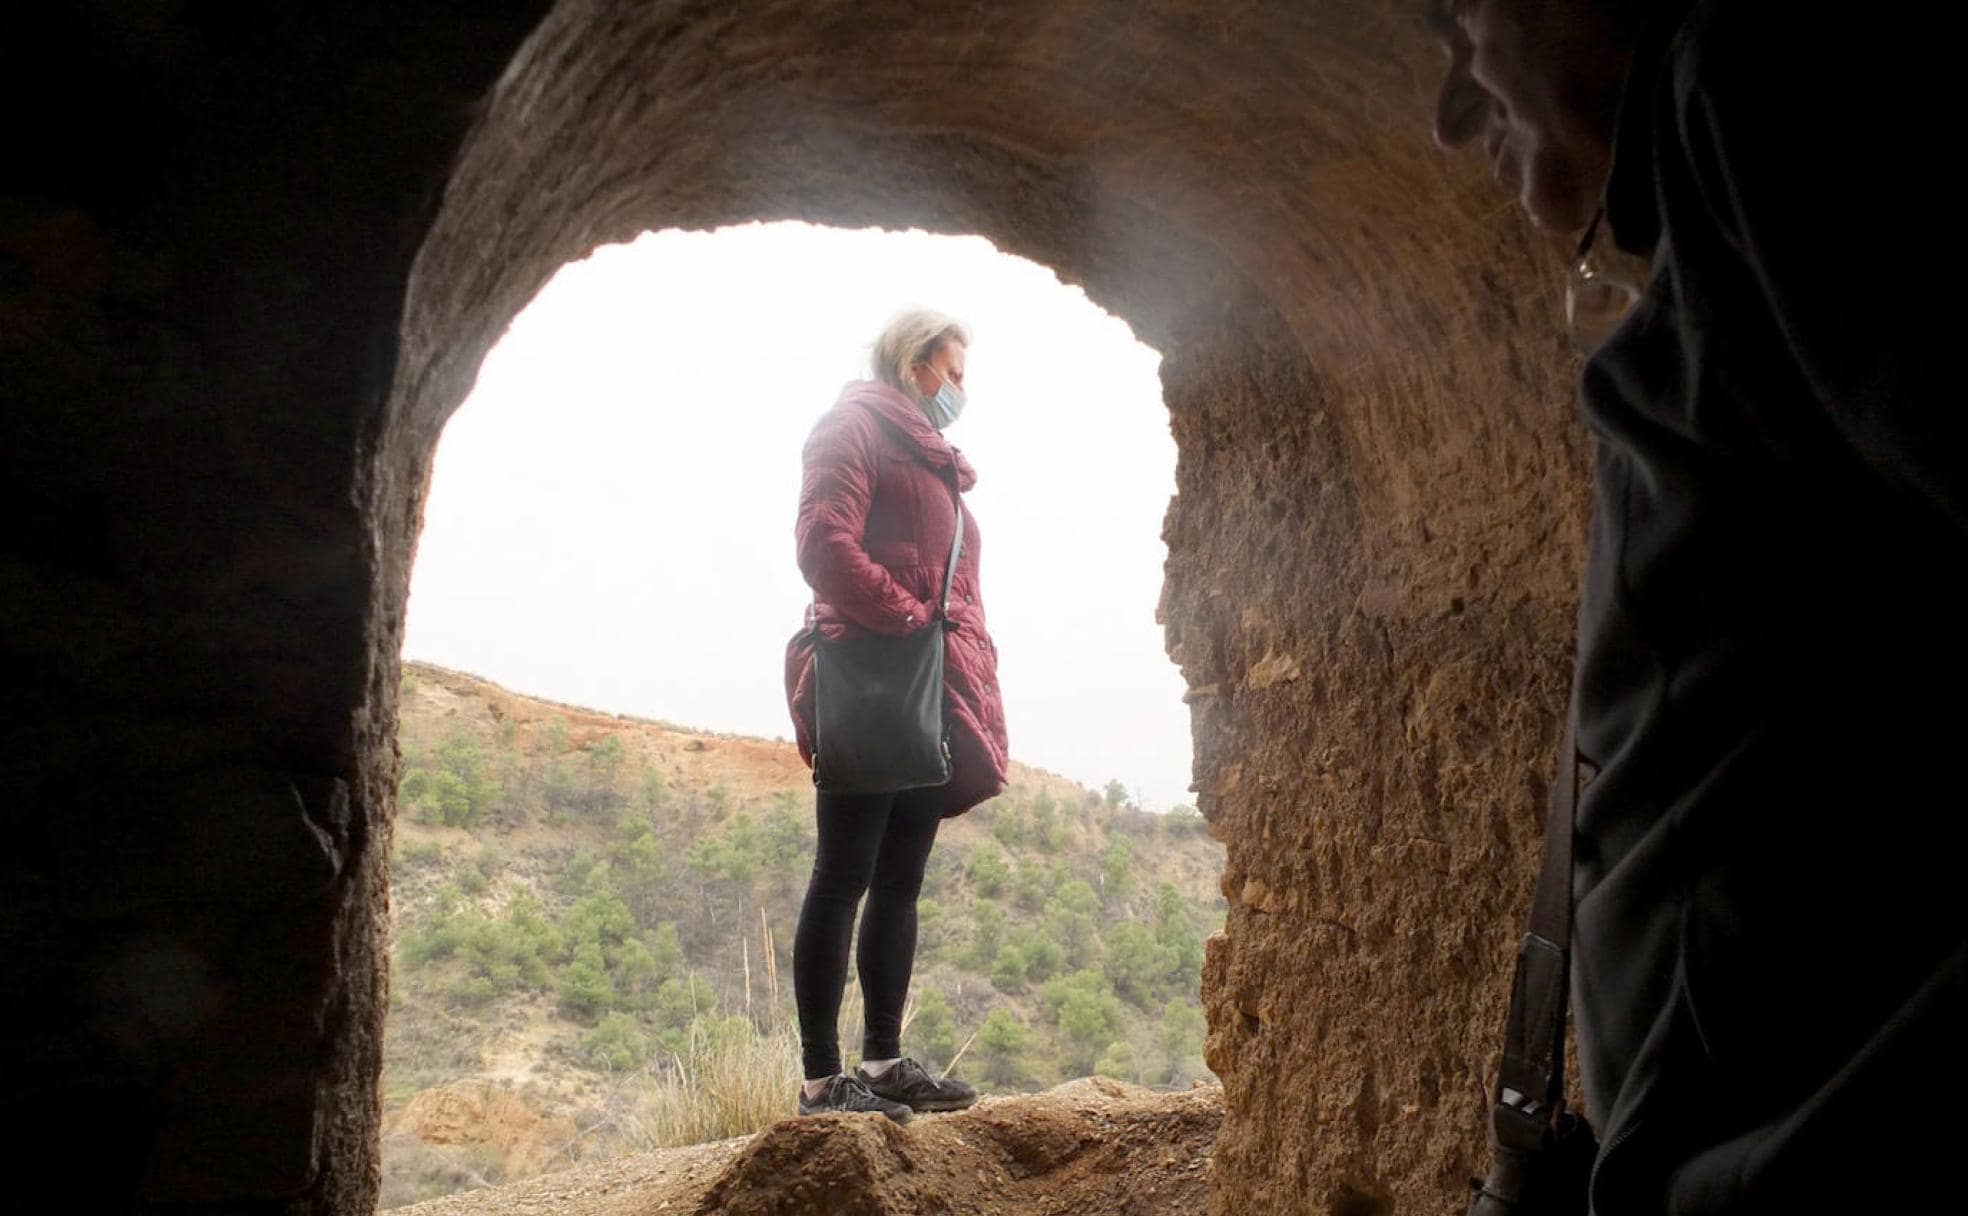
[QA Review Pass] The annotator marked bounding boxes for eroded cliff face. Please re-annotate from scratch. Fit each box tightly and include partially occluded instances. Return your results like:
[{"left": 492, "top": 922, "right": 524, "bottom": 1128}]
[
  {"left": 1166, "top": 289, "right": 1584, "bottom": 1215},
  {"left": 6, "top": 1, "right": 1582, "bottom": 1211}
]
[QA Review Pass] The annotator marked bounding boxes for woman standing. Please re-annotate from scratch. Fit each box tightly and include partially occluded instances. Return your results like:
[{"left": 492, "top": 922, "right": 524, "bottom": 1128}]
[{"left": 783, "top": 309, "right": 1009, "bottom": 1121}]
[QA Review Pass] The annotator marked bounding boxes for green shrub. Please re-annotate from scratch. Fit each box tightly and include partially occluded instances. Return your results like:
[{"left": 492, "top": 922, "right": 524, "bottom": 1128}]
[
  {"left": 558, "top": 941, "right": 616, "bottom": 1021},
  {"left": 654, "top": 975, "right": 716, "bottom": 1030},
  {"left": 990, "top": 804, "right": 1028, "bottom": 849},
  {"left": 1043, "top": 880, "right": 1102, "bottom": 969},
  {"left": 1041, "top": 969, "right": 1123, "bottom": 1073},
  {"left": 1164, "top": 804, "right": 1205, "bottom": 835},
  {"left": 1104, "top": 921, "right": 1177, "bottom": 1008},
  {"left": 583, "top": 1012, "right": 650, "bottom": 1071},
  {"left": 976, "top": 1008, "right": 1027, "bottom": 1086},
  {"left": 555, "top": 850, "right": 603, "bottom": 898},
  {"left": 1095, "top": 1039, "right": 1139, "bottom": 1083},
  {"left": 966, "top": 902, "right": 1005, "bottom": 971},
  {"left": 563, "top": 889, "right": 636, "bottom": 952},
  {"left": 543, "top": 761, "right": 580, "bottom": 815},
  {"left": 967, "top": 848, "right": 1008, "bottom": 898},
  {"left": 1101, "top": 837, "right": 1135, "bottom": 901},
  {"left": 907, "top": 988, "right": 955, "bottom": 1070},
  {"left": 1011, "top": 860, "right": 1049, "bottom": 912},
  {"left": 990, "top": 943, "right": 1029, "bottom": 992},
  {"left": 1155, "top": 883, "right": 1205, "bottom": 983},
  {"left": 636, "top": 767, "right": 670, "bottom": 811},
  {"left": 1158, "top": 999, "right": 1206, "bottom": 1082},
  {"left": 1016, "top": 930, "right": 1064, "bottom": 984}
]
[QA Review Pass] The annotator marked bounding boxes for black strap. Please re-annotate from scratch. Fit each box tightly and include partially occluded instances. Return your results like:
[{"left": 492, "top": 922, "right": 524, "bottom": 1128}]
[
  {"left": 936, "top": 480, "right": 964, "bottom": 617},
  {"left": 1494, "top": 713, "right": 1580, "bottom": 1130}
]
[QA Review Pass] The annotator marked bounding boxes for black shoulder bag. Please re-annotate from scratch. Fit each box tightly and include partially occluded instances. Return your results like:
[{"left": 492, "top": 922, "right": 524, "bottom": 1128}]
[
  {"left": 1468, "top": 715, "right": 1598, "bottom": 1215},
  {"left": 810, "top": 480, "right": 963, "bottom": 796}
]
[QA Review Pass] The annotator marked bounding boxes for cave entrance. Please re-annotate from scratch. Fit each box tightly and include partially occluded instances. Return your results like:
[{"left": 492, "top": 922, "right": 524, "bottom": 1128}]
[
  {"left": 381, "top": 221, "right": 1220, "bottom": 1203},
  {"left": 366, "top": 0, "right": 1362, "bottom": 1202},
  {"left": 11, "top": 0, "right": 1592, "bottom": 1210}
]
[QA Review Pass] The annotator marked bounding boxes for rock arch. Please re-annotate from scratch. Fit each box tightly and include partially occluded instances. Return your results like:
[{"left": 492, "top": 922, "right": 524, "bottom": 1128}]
[{"left": 5, "top": 2, "right": 1582, "bottom": 1211}]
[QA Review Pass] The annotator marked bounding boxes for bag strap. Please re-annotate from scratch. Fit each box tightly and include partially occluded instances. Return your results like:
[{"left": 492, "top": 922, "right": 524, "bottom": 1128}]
[
  {"left": 936, "top": 478, "right": 964, "bottom": 618},
  {"left": 1489, "top": 711, "right": 1581, "bottom": 1149}
]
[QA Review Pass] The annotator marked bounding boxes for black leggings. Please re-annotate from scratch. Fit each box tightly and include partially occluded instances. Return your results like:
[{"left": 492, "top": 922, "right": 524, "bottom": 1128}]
[{"left": 792, "top": 786, "right": 943, "bottom": 1080}]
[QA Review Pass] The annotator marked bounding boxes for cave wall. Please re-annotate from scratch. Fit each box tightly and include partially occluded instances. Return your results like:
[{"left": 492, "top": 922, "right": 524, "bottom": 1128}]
[
  {"left": 3, "top": 2, "right": 1584, "bottom": 1211},
  {"left": 1, "top": 5, "right": 551, "bottom": 1209}
]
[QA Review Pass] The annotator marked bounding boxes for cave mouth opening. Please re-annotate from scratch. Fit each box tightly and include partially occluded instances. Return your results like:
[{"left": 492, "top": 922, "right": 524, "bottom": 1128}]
[
  {"left": 401, "top": 219, "right": 1189, "bottom": 813},
  {"left": 10, "top": 0, "right": 1595, "bottom": 1211},
  {"left": 379, "top": 219, "right": 1221, "bottom": 1202}
]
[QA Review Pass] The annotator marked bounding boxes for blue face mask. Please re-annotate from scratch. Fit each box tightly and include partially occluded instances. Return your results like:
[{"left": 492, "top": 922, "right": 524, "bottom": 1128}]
[{"left": 924, "top": 369, "right": 966, "bottom": 430}]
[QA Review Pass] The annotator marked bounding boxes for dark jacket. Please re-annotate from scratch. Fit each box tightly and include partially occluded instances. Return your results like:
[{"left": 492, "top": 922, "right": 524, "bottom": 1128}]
[
  {"left": 1571, "top": 3, "right": 1965, "bottom": 1211},
  {"left": 783, "top": 380, "right": 1009, "bottom": 817}
]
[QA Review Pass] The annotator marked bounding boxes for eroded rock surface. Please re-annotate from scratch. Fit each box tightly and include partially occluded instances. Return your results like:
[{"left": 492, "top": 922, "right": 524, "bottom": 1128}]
[{"left": 393, "top": 1079, "right": 1220, "bottom": 1216}]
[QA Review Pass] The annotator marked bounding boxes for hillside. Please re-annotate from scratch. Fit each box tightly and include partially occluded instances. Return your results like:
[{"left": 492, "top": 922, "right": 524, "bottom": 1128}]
[{"left": 382, "top": 662, "right": 1225, "bottom": 1207}]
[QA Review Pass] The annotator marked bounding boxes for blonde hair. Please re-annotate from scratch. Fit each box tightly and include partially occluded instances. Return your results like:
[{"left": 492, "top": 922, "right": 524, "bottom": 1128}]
[{"left": 869, "top": 308, "right": 970, "bottom": 394}]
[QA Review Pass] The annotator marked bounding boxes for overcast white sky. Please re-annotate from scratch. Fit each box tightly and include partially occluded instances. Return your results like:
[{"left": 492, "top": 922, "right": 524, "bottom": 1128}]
[{"left": 403, "top": 222, "right": 1193, "bottom": 809}]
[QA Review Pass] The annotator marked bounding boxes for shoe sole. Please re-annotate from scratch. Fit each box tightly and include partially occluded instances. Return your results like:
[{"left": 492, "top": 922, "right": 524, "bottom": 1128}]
[
  {"left": 905, "top": 1094, "right": 979, "bottom": 1113},
  {"left": 799, "top": 1104, "right": 914, "bottom": 1124}
]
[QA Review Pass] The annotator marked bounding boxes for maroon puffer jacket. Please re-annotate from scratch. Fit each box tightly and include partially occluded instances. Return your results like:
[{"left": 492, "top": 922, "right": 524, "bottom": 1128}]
[{"left": 784, "top": 380, "right": 1009, "bottom": 817}]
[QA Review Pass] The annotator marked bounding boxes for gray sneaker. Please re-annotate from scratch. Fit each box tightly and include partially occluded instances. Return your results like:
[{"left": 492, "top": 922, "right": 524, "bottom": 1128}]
[
  {"left": 856, "top": 1057, "right": 979, "bottom": 1113},
  {"left": 798, "top": 1074, "right": 914, "bottom": 1123}
]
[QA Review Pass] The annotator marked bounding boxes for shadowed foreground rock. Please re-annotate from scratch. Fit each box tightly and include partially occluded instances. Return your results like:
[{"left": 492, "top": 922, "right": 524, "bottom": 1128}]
[{"left": 394, "top": 1079, "right": 1220, "bottom": 1216}]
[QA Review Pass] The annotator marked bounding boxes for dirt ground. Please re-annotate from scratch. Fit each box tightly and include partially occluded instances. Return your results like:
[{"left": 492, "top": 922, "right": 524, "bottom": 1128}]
[{"left": 391, "top": 1078, "right": 1222, "bottom": 1216}]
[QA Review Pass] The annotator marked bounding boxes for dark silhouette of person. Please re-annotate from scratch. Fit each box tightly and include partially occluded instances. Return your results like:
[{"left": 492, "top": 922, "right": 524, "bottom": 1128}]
[{"left": 1430, "top": 2, "right": 1965, "bottom": 1210}]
